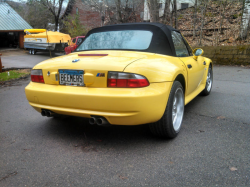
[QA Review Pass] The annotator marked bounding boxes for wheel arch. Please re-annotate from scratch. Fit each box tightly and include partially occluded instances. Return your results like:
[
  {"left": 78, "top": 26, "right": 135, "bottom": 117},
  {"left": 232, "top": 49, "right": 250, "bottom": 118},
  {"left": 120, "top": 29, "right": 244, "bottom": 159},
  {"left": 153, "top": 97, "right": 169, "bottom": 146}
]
[
  {"left": 210, "top": 62, "right": 213, "bottom": 69},
  {"left": 174, "top": 74, "right": 186, "bottom": 95},
  {"left": 205, "top": 57, "right": 213, "bottom": 68}
]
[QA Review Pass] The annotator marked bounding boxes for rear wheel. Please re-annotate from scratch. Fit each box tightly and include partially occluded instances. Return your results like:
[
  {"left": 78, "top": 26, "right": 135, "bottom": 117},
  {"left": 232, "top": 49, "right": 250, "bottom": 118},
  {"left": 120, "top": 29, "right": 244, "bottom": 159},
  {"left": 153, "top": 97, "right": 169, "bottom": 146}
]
[
  {"left": 29, "top": 49, "right": 32, "bottom": 55},
  {"left": 149, "top": 81, "right": 184, "bottom": 139},
  {"left": 201, "top": 65, "right": 213, "bottom": 96},
  {"left": 32, "top": 49, "right": 36, "bottom": 55}
]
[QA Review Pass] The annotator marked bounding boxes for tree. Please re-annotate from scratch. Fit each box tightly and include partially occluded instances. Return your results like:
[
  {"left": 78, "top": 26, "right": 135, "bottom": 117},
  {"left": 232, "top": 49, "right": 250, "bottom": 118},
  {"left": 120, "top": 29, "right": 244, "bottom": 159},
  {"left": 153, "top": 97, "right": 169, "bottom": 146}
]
[
  {"left": 83, "top": 0, "right": 143, "bottom": 25},
  {"left": 39, "top": 0, "right": 70, "bottom": 31},
  {"left": 163, "top": 0, "right": 171, "bottom": 24},
  {"left": 192, "top": 0, "right": 198, "bottom": 40},
  {"left": 239, "top": 0, "right": 250, "bottom": 40},
  {"left": 147, "top": 0, "right": 159, "bottom": 22},
  {"left": 8, "top": 0, "right": 53, "bottom": 29},
  {"left": 173, "top": 0, "right": 177, "bottom": 29},
  {"left": 63, "top": 13, "right": 88, "bottom": 37},
  {"left": 199, "top": 0, "right": 211, "bottom": 46}
]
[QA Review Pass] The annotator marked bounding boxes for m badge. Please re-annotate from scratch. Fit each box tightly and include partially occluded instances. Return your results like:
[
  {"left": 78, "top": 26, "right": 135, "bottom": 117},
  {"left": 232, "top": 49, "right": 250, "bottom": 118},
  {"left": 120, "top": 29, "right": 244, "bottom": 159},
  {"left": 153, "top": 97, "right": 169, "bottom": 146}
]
[{"left": 96, "top": 73, "right": 105, "bottom": 77}]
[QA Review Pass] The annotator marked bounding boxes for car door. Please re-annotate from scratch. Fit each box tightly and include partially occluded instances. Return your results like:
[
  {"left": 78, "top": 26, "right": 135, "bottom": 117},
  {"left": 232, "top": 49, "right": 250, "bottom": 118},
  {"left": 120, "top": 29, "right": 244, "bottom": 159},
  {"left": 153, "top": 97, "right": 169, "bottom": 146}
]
[{"left": 171, "top": 31, "right": 205, "bottom": 96}]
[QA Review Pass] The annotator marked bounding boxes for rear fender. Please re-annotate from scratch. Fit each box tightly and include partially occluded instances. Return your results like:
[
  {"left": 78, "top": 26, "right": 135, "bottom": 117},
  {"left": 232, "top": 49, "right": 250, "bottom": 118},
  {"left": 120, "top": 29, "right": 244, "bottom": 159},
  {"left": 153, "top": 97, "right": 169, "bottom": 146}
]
[{"left": 124, "top": 54, "right": 187, "bottom": 83}]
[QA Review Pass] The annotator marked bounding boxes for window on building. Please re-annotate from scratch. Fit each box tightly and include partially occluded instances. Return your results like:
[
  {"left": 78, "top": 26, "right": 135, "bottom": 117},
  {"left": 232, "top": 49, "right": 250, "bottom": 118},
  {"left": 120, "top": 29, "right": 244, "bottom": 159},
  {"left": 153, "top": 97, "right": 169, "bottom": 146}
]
[
  {"left": 181, "top": 3, "right": 189, "bottom": 9},
  {"left": 76, "top": 7, "right": 79, "bottom": 15}
]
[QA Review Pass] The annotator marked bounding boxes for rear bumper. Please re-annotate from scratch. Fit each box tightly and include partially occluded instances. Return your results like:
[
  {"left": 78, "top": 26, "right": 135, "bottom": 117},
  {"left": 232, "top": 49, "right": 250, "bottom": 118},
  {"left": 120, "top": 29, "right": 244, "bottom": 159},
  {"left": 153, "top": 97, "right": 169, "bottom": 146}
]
[{"left": 25, "top": 82, "right": 172, "bottom": 125}]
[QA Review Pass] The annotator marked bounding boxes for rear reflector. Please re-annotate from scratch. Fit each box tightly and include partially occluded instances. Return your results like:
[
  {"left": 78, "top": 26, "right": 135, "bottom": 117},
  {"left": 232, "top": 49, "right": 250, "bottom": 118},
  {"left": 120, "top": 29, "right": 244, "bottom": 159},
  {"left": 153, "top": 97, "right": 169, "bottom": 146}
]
[
  {"left": 108, "top": 72, "right": 149, "bottom": 88},
  {"left": 31, "top": 69, "right": 44, "bottom": 83}
]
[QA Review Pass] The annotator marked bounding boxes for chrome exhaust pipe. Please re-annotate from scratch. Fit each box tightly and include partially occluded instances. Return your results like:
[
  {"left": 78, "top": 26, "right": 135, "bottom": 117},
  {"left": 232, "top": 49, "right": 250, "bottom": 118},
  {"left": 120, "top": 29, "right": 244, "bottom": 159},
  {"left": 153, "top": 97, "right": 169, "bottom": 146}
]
[
  {"left": 96, "top": 117, "right": 109, "bottom": 126},
  {"left": 89, "top": 117, "right": 97, "bottom": 125},
  {"left": 41, "top": 110, "right": 54, "bottom": 117},
  {"left": 41, "top": 110, "right": 46, "bottom": 116},
  {"left": 46, "top": 111, "right": 54, "bottom": 117}
]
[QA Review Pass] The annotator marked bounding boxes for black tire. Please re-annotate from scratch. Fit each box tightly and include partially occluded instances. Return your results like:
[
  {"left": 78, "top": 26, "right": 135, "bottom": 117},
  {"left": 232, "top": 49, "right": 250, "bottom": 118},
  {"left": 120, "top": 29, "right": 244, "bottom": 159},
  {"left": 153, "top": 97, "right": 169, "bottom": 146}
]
[
  {"left": 29, "top": 49, "right": 32, "bottom": 55},
  {"left": 201, "top": 65, "right": 213, "bottom": 96},
  {"left": 32, "top": 49, "right": 36, "bottom": 55},
  {"left": 149, "top": 81, "right": 184, "bottom": 139}
]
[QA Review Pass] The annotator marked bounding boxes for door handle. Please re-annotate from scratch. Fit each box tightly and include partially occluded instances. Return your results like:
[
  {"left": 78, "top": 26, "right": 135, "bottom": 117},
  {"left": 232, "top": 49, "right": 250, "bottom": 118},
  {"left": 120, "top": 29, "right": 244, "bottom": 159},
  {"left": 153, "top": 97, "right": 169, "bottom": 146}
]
[
  {"left": 187, "top": 64, "right": 192, "bottom": 69},
  {"left": 203, "top": 61, "right": 206, "bottom": 65}
]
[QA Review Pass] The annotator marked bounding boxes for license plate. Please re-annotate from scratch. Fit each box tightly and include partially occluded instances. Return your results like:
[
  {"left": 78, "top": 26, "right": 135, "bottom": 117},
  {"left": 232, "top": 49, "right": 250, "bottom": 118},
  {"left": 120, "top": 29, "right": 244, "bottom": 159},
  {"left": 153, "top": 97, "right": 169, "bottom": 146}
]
[{"left": 59, "top": 70, "right": 84, "bottom": 86}]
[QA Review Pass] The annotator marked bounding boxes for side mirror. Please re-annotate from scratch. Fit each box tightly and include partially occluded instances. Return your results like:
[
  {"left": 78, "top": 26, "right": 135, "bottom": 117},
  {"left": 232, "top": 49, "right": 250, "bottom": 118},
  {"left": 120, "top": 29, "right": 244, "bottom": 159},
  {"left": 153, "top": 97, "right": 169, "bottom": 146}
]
[{"left": 193, "top": 48, "right": 204, "bottom": 60}]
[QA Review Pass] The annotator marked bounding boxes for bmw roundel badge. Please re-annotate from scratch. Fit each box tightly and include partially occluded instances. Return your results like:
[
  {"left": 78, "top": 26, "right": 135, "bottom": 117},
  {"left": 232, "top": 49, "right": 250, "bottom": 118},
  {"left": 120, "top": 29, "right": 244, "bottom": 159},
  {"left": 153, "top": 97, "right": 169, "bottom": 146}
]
[{"left": 72, "top": 59, "right": 80, "bottom": 63}]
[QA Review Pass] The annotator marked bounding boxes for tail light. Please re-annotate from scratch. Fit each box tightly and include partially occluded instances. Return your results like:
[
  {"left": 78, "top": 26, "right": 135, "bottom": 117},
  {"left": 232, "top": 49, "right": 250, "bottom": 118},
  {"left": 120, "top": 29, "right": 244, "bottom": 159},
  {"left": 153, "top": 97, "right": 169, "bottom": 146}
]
[
  {"left": 31, "top": 69, "right": 44, "bottom": 83},
  {"left": 108, "top": 72, "right": 149, "bottom": 88}
]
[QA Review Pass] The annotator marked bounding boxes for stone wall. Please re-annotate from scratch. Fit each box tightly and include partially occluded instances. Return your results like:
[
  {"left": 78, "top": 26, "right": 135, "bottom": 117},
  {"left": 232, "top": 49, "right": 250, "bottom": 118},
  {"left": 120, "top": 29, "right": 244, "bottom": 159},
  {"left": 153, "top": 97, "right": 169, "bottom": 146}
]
[{"left": 196, "top": 45, "right": 250, "bottom": 66}]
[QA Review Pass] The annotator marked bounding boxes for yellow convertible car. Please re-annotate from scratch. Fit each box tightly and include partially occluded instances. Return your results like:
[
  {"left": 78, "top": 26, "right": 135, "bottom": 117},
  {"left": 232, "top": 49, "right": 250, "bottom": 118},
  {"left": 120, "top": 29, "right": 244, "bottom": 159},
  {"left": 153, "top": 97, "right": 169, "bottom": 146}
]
[{"left": 25, "top": 23, "right": 213, "bottom": 139}]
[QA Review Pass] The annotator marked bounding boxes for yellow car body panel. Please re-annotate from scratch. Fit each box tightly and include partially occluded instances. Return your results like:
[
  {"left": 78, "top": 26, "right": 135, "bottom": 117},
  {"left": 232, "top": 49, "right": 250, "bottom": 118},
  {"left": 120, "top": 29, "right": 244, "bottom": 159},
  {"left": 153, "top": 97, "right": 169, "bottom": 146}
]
[
  {"left": 36, "top": 51, "right": 147, "bottom": 87},
  {"left": 25, "top": 49, "right": 211, "bottom": 125},
  {"left": 25, "top": 81, "right": 172, "bottom": 125},
  {"left": 124, "top": 53, "right": 188, "bottom": 83}
]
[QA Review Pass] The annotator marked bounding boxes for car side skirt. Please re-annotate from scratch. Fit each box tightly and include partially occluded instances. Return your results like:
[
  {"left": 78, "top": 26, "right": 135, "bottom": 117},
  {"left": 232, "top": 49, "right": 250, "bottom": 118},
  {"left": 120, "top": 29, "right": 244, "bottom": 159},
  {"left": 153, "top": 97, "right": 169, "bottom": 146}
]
[{"left": 185, "top": 83, "right": 206, "bottom": 105}]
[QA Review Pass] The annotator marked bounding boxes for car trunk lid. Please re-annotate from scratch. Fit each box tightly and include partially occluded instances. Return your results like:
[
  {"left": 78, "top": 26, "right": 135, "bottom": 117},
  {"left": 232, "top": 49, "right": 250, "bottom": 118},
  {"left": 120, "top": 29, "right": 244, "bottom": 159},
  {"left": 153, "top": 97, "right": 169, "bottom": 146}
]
[{"left": 34, "top": 50, "right": 147, "bottom": 87}]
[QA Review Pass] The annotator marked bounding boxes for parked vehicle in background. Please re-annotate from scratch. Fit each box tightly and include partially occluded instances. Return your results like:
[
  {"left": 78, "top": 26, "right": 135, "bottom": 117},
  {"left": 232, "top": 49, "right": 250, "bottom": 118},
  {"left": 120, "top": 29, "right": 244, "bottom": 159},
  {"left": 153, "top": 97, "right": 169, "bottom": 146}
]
[
  {"left": 24, "top": 29, "right": 71, "bottom": 55},
  {"left": 64, "top": 36, "right": 85, "bottom": 54}
]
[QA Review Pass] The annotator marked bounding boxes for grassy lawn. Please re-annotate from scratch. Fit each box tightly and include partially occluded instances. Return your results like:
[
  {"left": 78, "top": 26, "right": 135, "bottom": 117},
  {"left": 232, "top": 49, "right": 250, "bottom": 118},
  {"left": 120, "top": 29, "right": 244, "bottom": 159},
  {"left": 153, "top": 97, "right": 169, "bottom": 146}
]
[{"left": 0, "top": 69, "right": 31, "bottom": 81}]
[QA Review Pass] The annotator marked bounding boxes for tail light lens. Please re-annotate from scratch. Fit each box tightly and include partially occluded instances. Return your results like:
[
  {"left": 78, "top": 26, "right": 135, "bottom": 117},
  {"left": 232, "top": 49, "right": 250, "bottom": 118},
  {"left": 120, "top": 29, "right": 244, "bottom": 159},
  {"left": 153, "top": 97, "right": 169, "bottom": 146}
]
[
  {"left": 108, "top": 72, "right": 149, "bottom": 88},
  {"left": 31, "top": 69, "right": 44, "bottom": 83}
]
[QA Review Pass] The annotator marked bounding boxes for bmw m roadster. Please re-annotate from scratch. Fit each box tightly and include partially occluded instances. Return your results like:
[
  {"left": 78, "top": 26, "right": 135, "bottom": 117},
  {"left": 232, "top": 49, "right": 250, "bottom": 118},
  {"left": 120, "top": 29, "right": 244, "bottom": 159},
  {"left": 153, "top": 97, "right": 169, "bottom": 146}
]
[{"left": 25, "top": 23, "right": 213, "bottom": 138}]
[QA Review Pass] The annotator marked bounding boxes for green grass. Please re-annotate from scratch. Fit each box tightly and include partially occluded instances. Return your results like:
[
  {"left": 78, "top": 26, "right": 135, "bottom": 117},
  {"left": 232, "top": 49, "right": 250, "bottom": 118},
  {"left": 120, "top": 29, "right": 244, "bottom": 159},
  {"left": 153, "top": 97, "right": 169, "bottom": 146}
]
[{"left": 0, "top": 70, "right": 30, "bottom": 81}]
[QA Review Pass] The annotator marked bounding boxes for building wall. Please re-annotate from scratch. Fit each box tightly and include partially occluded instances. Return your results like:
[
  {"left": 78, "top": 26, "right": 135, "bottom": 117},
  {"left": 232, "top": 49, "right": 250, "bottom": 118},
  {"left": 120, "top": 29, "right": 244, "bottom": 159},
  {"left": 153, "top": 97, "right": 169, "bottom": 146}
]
[
  {"left": 70, "top": 0, "right": 102, "bottom": 29},
  {"left": 0, "top": 30, "right": 24, "bottom": 48},
  {"left": 144, "top": 0, "right": 195, "bottom": 21},
  {"left": 19, "top": 31, "right": 24, "bottom": 48}
]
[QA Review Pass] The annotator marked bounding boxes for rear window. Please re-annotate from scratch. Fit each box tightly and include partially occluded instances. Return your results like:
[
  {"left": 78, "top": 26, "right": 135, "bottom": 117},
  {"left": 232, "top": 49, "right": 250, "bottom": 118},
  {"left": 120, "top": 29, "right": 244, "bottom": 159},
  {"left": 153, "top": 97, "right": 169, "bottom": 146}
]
[{"left": 76, "top": 30, "right": 153, "bottom": 51}]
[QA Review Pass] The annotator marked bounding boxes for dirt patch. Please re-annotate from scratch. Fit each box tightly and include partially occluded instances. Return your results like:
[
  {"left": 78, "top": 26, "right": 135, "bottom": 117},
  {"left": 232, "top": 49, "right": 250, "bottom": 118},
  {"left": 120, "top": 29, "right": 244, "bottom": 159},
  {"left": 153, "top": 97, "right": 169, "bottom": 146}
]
[
  {"left": 0, "top": 69, "right": 31, "bottom": 87},
  {"left": 0, "top": 49, "right": 27, "bottom": 57},
  {"left": 17, "top": 69, "right": 31, "bottom": 74}
]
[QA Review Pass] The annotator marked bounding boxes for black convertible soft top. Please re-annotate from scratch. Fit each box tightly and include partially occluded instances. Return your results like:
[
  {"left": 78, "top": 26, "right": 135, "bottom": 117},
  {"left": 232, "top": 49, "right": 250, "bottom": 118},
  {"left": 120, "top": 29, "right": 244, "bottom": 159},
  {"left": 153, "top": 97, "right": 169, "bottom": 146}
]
[{"left": 84, "top": 22, "right": 181, "bottom": 56}]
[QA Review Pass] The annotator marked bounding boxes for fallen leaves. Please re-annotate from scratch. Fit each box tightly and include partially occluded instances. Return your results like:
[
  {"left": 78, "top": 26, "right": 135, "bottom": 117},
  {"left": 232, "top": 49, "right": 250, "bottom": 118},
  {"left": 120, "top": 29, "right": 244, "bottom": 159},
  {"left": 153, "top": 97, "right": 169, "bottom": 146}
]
[
  {"left": 119, "top": 175, "right": 128, "bottom": 180},
  {"left": 217, "top": 116, "right": 226, "bottom": 120},
  {"left": 230, "top": 167, "right": 238, "bottom": 171}
]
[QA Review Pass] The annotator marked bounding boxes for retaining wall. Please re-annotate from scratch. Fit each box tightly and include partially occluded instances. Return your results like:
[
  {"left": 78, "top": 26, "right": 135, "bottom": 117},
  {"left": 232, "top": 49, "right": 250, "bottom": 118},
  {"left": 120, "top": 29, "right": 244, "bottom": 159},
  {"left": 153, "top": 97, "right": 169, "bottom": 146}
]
[{"left": 194, "top": 45, "right": 250, "bottom": 66}]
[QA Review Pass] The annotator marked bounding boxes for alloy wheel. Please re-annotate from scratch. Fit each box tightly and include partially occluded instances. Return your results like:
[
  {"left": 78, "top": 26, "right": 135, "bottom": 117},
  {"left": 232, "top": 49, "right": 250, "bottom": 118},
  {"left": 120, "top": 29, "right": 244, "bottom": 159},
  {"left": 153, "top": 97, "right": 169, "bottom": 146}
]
[{"left": 172, "top": 88, "right": 184, "bottom": 132}]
